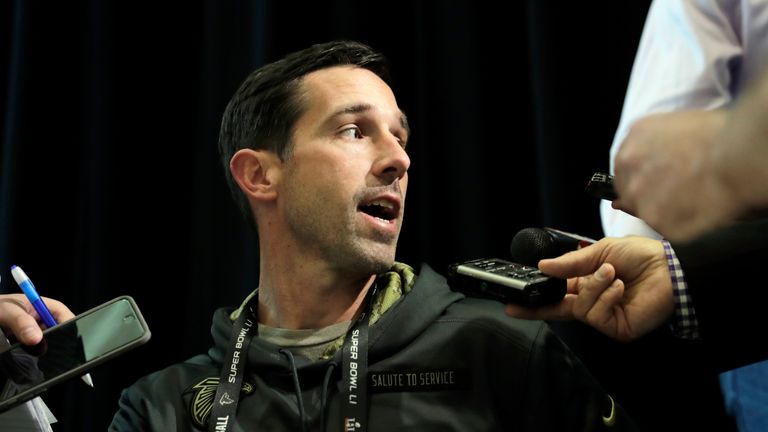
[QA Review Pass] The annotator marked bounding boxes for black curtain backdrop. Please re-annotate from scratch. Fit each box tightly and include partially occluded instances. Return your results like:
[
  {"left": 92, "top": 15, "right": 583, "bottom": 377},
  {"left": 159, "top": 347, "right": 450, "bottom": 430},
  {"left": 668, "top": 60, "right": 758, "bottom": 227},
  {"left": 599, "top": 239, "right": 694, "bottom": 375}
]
[{"left": 0, "top": 1, "right": 734, "bottom": 431}]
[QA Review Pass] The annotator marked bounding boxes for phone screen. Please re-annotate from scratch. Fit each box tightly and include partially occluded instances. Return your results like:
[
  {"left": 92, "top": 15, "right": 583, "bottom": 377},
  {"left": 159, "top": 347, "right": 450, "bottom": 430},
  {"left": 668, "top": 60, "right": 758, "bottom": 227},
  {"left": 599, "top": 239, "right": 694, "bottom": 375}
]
[{"left": 0, "top": 296, "right": 150, "bottom": 412}]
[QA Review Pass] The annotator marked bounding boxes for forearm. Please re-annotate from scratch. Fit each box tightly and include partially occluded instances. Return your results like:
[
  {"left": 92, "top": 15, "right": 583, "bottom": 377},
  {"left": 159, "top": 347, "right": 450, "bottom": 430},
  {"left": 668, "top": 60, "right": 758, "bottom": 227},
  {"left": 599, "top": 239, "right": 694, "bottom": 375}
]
[
  {"left": 715, "top": 69, "right": 768, "bottom": 214},
  {"left": 603, "top": 0, "right": 743, "bottom": 237}
]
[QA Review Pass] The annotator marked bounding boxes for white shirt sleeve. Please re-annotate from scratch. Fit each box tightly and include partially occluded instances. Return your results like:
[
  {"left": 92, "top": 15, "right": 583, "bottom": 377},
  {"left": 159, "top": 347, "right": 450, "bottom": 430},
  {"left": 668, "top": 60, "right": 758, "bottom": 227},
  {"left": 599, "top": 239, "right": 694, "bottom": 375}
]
[{"left": 601, "top": 0, "right": 768, "bottom": 237}]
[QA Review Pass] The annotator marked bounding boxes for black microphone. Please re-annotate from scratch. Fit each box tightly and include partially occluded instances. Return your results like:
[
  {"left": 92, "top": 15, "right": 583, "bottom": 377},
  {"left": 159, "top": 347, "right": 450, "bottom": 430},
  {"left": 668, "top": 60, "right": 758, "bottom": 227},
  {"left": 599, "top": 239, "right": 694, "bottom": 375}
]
[{"left": 510, "top": 227, "right": 596, "bottom": 267}]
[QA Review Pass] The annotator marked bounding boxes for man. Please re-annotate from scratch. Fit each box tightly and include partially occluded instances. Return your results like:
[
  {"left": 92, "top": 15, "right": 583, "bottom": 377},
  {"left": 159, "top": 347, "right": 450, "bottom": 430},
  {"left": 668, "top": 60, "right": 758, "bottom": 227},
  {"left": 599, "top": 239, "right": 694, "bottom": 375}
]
[
  {"left": 1, "top": 40, "right": 633, "bottom": 431},
  {"left": 598, "top": 1, "right": 768, "bottom": 430},
  {"left": 104, "top": 41, "right": 632, "bottom": 431}
]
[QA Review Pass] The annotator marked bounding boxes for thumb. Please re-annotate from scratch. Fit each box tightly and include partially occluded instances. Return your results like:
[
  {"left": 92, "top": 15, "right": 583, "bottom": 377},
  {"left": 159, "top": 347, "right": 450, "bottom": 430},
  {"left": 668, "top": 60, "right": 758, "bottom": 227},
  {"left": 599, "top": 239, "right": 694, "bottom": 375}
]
[
  {"left": 538, "top": 244, "right": 605, "bottom": 279},
  {"left": 0, "top": 296, "right": 45, "bottom": 345},
  {"left": 14, "top": 315, "right": 44, "bottom": 345}
]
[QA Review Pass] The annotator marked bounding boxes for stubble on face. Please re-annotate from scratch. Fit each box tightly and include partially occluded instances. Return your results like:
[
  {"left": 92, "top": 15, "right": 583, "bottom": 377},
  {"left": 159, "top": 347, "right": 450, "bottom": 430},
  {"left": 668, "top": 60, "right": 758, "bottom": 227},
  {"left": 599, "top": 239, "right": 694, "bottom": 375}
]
[
  {"left": 278, "top": 67, "right": 408, "bottom": 276},
  {"left": 282, "top": 174, "right": 403, "bottom": 275}
]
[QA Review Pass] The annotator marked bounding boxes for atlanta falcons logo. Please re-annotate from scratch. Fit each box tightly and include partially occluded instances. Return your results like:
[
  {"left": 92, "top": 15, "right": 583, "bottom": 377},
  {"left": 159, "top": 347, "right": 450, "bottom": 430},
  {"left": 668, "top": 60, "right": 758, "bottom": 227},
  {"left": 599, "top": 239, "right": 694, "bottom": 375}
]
[{"left": 186, "top": 377, "right": 254, "bottom": 429}]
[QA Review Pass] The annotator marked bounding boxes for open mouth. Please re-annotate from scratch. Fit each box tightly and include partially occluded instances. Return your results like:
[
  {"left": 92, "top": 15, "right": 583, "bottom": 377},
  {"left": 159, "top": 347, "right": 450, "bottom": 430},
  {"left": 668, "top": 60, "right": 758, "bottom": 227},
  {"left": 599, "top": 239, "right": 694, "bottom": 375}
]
[{"left": 358, "top": 199, "right": 398, "bottom": 222}]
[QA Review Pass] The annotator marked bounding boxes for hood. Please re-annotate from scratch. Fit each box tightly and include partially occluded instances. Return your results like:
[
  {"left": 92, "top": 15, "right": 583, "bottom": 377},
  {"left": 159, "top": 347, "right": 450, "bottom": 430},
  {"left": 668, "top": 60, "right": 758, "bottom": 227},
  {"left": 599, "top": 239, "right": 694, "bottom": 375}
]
[
  {"left": 206, "top": 262, "right": 464, "bottom": 376},
  {"left": 366, "top": 263, "right": 464, "bottom": 361}
]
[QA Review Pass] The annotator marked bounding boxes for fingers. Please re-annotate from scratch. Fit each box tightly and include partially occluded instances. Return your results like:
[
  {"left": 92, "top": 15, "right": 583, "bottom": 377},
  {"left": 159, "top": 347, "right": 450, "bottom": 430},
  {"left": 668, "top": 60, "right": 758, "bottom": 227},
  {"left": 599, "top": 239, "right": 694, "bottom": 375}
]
[
  {"left": 0, "top": 294, "right": 74, "bottom": 345},
  {"left": 506, "top": 264, "right": 618, "bottom": 321},
  {"left": 582, "top": 280, "right": 625, "bottom": 329},
  {"left": 571, "top": 264, "right": 626, "bottom": 339},
  {"left": 571, "top": 263, "right": 615, "bottom": 318},
  {"left": 507, "top": 263, "right": 627, "bottom": 341},
  {"left": 538, "top": 241, "right": 609, "bottom": 279},
  {"left": 0, "top": 294, "right": 44, "bottom": 345},
  {"left": 42, "top": 296, "right": 76, "bottom": 322}
]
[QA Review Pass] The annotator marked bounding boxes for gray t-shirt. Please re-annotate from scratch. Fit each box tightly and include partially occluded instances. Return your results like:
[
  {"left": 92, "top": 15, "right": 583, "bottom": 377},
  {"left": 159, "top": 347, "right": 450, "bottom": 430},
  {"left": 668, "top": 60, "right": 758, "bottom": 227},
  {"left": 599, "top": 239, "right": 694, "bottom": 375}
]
[{"left": 258, "top": 321, "right": 351, "bottom": 360}]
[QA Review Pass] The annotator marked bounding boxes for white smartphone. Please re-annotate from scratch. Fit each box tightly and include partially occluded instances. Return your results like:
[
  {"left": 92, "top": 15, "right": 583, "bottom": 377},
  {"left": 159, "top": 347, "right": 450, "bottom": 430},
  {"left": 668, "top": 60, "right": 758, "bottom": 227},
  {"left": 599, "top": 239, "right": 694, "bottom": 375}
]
[{"left": 0, "top": 295, "right": 151, "bottom": 413}]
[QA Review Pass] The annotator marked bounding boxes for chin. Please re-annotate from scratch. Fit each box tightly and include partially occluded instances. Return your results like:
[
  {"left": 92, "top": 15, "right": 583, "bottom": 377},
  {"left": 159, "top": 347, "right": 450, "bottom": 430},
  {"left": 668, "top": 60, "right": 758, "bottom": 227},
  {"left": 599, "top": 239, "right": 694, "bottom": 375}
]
[
  {"left": 339, "top": 237, "right": 398, "bottom": 274},
  {"left": 371, "top": 258, "right": 395, "bottom": 274},
  {"left": 359, "top": 254, "right": 395, "bottom": 275},
  {"left": 352, "top": 250, "right": 396, "bottom": 275}
]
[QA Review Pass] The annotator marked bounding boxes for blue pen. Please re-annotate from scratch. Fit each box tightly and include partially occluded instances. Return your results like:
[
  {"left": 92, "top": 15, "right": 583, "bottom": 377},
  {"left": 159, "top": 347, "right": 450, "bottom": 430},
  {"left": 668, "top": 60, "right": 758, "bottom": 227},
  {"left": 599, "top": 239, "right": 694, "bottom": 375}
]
[
  {"left": 10, "top": 265, "right": 94, "bottom": 387},
  {"left": 11, "top": 265, "right": 57, "bottom": 328}
]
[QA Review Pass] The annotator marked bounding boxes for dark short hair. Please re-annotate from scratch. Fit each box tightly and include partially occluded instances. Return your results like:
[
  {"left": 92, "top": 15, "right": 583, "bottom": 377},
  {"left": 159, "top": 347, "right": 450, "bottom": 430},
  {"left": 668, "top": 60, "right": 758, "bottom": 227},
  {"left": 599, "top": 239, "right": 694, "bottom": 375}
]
[{"left": 218, "top": 40, "right": 392, "bottom": 227}]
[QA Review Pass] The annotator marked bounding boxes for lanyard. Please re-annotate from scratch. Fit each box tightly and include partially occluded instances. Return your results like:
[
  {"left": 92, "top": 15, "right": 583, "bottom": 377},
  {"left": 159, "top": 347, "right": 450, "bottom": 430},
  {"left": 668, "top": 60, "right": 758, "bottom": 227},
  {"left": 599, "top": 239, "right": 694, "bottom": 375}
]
[
  {"left": 209, "top": 295, "right": 257, "bottom": 432},
  {"left": 341, "top": 283, "right": 376, "bottom": 432},
  {"left": 209, "top": 284, "right": 377, "bottom": 432}
]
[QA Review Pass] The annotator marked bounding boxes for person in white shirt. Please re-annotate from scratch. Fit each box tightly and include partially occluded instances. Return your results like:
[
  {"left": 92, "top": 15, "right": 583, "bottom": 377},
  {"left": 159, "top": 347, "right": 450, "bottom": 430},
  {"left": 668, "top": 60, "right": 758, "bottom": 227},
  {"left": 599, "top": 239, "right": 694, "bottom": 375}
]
[{"left": 601, "top": 1, "right": 768, "bottom": 431}]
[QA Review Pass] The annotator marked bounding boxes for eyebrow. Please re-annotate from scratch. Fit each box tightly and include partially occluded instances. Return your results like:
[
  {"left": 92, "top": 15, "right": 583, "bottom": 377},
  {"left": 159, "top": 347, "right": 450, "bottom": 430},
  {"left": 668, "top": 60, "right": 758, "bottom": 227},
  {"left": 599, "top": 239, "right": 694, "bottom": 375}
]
[{"left": 329, "top": 103, "right": 411, "bottom": 139}]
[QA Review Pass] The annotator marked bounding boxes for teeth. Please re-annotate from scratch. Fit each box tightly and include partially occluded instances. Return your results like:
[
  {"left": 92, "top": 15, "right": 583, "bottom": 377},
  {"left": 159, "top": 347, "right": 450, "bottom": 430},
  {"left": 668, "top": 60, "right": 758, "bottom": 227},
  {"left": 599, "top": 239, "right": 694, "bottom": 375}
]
[{"left": 368, "top": 199, "right": 394, "bottom": 209}]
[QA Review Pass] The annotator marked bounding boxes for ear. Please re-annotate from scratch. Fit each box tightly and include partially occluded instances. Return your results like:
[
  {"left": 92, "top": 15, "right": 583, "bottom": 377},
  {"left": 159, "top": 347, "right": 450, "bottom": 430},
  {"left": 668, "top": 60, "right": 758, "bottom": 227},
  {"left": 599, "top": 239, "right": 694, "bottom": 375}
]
[{"left": 229, "top": 149, "right": 281, "bottom": 203}]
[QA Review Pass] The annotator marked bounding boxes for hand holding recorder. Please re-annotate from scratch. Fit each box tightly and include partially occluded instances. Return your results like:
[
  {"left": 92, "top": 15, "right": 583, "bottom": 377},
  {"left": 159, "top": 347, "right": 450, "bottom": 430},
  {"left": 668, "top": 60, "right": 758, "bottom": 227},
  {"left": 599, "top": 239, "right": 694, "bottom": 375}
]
[{"left": 504, "top": 236, "right": 675, "bottom": 343}]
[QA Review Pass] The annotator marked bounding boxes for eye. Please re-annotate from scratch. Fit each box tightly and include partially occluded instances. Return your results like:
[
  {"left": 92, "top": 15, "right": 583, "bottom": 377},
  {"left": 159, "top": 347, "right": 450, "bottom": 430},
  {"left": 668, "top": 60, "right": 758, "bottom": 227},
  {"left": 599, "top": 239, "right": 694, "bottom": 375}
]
[{"left": 339, "top": 126, "right": 363, "bottom": 140}]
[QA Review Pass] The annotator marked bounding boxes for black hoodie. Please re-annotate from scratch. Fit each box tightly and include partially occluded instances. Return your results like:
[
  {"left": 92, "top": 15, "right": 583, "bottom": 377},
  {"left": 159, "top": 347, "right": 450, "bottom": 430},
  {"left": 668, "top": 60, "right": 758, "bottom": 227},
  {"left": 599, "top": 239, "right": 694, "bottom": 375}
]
[{"left": 109, "top": 263, "right": 636, "bottom": 431}]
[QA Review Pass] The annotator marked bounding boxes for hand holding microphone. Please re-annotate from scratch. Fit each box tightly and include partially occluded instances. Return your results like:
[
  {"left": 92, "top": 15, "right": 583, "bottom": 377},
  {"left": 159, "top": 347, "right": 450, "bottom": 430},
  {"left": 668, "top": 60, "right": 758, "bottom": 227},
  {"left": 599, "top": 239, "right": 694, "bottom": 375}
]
[{"left": 505, "top": 232, "right": 675, "bottom": 343}]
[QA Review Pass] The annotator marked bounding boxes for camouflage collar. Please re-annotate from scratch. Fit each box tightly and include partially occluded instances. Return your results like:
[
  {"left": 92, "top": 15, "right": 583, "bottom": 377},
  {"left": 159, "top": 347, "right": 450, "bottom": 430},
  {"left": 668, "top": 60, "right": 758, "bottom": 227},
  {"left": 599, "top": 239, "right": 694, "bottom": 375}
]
[{"left": 229, "top": 262, "right": 417, "bottom": 359}]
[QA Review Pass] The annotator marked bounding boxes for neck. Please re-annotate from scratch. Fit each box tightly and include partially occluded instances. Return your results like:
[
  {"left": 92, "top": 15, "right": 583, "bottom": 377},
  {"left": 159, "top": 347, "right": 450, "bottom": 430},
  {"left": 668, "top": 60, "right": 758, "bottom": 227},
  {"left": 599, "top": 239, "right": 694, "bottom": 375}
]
[{"left": 256, "top": 257, "right": 377, "bottom": 330}]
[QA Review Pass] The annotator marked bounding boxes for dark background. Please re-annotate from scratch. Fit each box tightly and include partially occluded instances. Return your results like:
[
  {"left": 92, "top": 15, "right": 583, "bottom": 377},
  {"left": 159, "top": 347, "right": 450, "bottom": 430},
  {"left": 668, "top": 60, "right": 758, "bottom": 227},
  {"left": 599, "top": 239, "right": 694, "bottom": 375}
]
[{"left": 0, "top": 1, "right": 735, "bottom": 431}]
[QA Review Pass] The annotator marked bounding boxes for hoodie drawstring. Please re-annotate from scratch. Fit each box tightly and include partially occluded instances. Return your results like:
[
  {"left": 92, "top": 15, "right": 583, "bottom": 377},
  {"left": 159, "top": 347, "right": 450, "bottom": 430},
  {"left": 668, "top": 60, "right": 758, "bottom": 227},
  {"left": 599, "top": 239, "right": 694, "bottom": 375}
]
[
  {"left": 320, "top": 361, "right": 338, "bottom": 431},
  {"left": 279, "top": 349, "right": 307, "bottom": 432}
]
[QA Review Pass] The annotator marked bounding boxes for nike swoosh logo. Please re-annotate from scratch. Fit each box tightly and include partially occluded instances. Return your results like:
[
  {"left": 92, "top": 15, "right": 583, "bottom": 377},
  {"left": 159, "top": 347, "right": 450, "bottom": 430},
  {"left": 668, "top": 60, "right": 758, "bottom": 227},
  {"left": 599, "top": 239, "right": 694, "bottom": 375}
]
[{"left": 603, "top": 395, "right": 616, "bottom": 426}]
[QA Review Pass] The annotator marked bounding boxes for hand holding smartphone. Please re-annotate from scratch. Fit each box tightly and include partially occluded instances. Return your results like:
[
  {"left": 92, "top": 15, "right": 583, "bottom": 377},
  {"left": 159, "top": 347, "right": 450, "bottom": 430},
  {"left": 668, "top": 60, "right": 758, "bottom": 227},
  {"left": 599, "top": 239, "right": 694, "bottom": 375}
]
[{"left": 0, "top": 296, "right": 151, "bottom": 413}]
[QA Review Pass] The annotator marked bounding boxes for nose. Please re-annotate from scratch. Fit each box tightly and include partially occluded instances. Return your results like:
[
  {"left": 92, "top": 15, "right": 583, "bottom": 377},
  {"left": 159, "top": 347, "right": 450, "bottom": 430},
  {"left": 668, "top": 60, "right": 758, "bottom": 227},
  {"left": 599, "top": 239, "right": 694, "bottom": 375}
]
[{"left": 373, "top": 132, "right": 410, "bottom": 183}]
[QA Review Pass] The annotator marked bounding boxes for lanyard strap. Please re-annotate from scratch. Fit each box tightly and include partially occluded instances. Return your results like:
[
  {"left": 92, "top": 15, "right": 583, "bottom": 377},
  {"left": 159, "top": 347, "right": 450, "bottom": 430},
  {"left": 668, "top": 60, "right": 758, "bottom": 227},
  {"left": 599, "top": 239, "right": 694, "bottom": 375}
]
[
  {"left": 208, "top": 295, "right": 257, "bottom": 432},
  {"left": 342, "top": 302, "right": 371, "bottom": 432},
  {"left": 210, "top": 284, "right": 377, "bottom": 432}
]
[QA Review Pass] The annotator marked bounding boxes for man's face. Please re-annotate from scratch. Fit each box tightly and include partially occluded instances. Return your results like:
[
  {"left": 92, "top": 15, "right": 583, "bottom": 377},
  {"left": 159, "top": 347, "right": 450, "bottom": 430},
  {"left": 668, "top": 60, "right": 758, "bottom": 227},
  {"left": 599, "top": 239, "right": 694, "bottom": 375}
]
[{"left": 278, "top": 66, "right": 410, "bottom": 275}]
